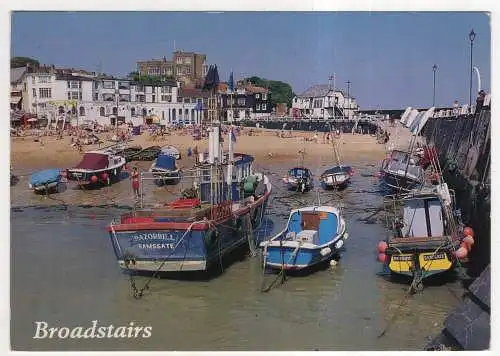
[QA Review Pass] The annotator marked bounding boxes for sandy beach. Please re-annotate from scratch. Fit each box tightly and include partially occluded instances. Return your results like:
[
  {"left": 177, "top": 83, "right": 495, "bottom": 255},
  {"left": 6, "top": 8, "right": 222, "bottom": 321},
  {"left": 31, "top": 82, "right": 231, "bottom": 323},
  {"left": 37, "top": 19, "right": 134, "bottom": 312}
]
[
  {"left": 10, "top": 126, "right": 403, "bottom": 208},
  {"left": 11, "top": 128, "right": 390, "bottom": 173}
]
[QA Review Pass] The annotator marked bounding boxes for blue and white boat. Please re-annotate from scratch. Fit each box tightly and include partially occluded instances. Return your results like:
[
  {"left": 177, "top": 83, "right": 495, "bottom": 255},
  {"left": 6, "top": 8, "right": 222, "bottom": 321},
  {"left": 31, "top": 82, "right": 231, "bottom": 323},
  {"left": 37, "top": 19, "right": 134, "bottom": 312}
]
[
  {"left": 283, "top": 167, "right": 314, "bottom": 193},
  {"left": 29, "top": 168, "right": 62, "bottom": 193},
  {"left": 260, "top": 206, "right": 348, "bottom": 271},
  {"left": 107, "top": 66, "right": 272, "bottom": 277},
  {"left": 319, "top": 165, "right": 354, "bottom": 190},
  {"left": 150, "top": 154, "right": 181, "bottom": 186}
]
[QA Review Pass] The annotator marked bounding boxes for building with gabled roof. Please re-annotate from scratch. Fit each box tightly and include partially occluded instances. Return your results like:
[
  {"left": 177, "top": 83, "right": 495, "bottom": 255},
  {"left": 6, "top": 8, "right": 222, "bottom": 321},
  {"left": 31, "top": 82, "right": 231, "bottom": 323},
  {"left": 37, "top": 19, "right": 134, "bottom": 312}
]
[{"left": 292, "top": 84, "right": 359, "bottom": 119}]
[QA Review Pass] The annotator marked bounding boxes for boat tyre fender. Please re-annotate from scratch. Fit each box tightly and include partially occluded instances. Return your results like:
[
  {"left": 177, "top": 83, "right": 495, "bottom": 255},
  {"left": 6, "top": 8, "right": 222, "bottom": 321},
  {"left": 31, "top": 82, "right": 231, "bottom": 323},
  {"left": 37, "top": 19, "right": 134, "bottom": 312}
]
[
  {"left": 232, "top": 216, "right": 243, "bottom": 233},
  {"left": 204, "top": 228, "right": 219, "bottom": 248},
  {"left": 252, "top": 205, "right": 261, "bottom": 226}
]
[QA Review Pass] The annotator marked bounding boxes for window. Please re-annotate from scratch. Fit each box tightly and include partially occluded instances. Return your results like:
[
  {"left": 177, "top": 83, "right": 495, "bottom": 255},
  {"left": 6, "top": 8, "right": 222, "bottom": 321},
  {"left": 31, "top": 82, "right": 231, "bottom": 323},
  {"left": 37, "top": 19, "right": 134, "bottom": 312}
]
[
  {"left": 255, "top": 93, "right": 260, "bottom": 99},
  {"left": 32, "top": 88, "right": 36, "bottom": 97},
  {"left": 237, "top": 98, "right": 246, "bottom": 106},
  {"left": 103, "top": 81, "right": 115, "bottom": 89},
  {"left": 39, "top": 88, "right": 52, "bottom": 99},
  {"left": 313, "top": 99, "right": 323, "bottom": 108},
  {"left": 136, "top": 85, "right": 144, "bottom": 92},
  {"left": 68, "top": 92, "right": 79, "bottom": 100},
  {"left": 142, "top": 108, "right": 147, "bottom": 116},
  {"left": 161, "top": 86, "right": 171, "bottom": 93},
  {"left": 119, "top": 94, "right": 130, "bottom": 102},
  {"left": 161, "top": 95, "right": 171, "bottom": 102},
  {"left": 176, "top": 67, "right": 182, "bottom": 75},
  {"left": 102, "top": 93, "right": 115, "bottom": 101},
  {"left": 100, "top": 107, "right": 105, "bottom": 116},
  {"left": 94, "top": 93, "right": 99, "bottom": 101},
  {"left": 256, "top": 104, "right": 261, "bottom": 111},
  {"left": 71, "top": 106, "right": 76, "bottom": 115},
  {"left": 67, "top": 81, "right": 80, "bottom": 89},
  {"left": 67, "top": 92, "right": 71, "bottom": 100},
  {"left": 148, "top": 67, "right": 160, "bottom": 75},
  {"left": 137, "top": 95, "right": 145, "bottom": 103},
  {"left": 262, "top": 93, "right": 267, "bottom": 100},
  {"left": 94, "top": 81, "right": 99, "bottom": 89},
  {"left": 184, "top": 98, "right": 191, "bottom": 103},
  {"left": 118, "top": 81, "right": 130, "bottom": 90},
  {"left": 262, "top": 103, "right": 267, "bottom": 111},
  {"left": 39, "top": 75, "right": 50, "bottom": 83},
  {"left": 186, "top": 67, "right": 191, "bottom": 75},
  {"left": 131, "top": 107, "right": 136, "bottom": 116},
  {"left": 79, "top": 106, "right": 85, "bottom": 116},
  {"left": 152, "top": 95, "right": 156, "bottom": 103},
  {"left": 79, "top": 92, "right": 82, "bottom": 100},
  {"left": 112, "top": 107, "right": 118, "bottom": 115}
]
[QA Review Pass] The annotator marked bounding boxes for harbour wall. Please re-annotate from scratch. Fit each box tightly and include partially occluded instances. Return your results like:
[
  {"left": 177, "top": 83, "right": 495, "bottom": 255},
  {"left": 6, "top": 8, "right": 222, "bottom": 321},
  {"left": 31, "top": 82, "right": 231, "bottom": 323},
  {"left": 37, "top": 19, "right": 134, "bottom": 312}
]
[
  {"left": 422, "top": 106, "right": 491, "bottom": 351},
  {"left": 240, "top": 119, "right": 379, "bottom": 134},
  {"left": 421, "top": 108, "right": 491, "bottom": 277}
]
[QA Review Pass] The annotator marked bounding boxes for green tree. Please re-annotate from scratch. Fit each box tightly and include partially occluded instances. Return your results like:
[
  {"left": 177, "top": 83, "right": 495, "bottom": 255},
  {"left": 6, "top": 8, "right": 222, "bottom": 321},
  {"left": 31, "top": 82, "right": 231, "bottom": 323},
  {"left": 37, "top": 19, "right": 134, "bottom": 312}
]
[
  {"left": 131, "top": 73, "right": 176, "bottom": 84},
  {"left": 244, "top": 76, "right": 295, "bottom": 108},
  {"left": 11, "top": 56, "right": 40, "bottom": 68}
]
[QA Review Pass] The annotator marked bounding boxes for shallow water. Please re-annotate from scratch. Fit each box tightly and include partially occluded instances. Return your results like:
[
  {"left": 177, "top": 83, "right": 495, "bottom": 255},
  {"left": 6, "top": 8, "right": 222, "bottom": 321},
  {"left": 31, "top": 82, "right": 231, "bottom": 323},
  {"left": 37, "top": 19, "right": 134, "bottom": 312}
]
[{"left": 10, "top": 162, "right": 464, "bottom": 351}]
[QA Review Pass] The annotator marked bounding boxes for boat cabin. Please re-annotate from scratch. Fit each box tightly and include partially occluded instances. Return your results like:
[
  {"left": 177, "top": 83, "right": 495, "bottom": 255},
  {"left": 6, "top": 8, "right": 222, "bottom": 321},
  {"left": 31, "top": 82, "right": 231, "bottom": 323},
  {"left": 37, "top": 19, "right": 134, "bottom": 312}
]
[
  {"left": 281, "top": 207, "right": 340, "bottom": 246},
  {"left": 198, "top": 153, "right": 258, "bottom": 203},
  {"left": 288, "top": 167, "right": 312, "bottom": 178}
]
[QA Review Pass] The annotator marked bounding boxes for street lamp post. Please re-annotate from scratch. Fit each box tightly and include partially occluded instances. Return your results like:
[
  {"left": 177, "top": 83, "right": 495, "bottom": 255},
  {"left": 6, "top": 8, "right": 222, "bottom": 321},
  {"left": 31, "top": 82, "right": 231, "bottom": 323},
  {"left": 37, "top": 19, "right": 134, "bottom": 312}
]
[
  {"left": 115, "top": 87, "right": 119, "bottom": 135},
  {"left": 432, "top": 65, "right": 437, "bottom": 107},
  {"left": 469, "top": 29, "right": 476, "bottom": 109},
  {"left": 346, "top": 80, "right": 351, "bottom": 119}
]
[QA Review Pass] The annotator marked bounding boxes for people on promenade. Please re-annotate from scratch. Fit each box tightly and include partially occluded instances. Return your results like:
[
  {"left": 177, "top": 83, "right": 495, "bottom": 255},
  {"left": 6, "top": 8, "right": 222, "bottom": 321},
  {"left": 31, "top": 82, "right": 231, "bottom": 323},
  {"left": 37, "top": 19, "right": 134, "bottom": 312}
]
[{"left": 475, "top": 90, "right": 486, "bottom": 115}]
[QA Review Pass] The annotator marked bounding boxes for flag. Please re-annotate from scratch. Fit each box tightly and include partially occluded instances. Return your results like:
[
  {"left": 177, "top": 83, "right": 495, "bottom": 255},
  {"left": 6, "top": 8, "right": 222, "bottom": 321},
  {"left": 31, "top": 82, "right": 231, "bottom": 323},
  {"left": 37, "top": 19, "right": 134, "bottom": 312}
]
[
  {"left": 228, "top": 71, "right": 234, "bottom": 92},
  {"left": 231, "top": 127, "right": 237, "bottom": 143}
]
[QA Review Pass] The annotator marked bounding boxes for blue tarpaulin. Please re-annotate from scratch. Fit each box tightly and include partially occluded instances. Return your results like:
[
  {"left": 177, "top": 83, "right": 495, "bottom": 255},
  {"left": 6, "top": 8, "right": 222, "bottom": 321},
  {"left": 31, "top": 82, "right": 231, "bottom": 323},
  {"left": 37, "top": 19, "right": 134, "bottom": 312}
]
[
  {"left": 30, "top": 169, "right": 61, "bottom": 186},
  {"left": 155, "top": 154, "right": 176, "bottom": 170}
]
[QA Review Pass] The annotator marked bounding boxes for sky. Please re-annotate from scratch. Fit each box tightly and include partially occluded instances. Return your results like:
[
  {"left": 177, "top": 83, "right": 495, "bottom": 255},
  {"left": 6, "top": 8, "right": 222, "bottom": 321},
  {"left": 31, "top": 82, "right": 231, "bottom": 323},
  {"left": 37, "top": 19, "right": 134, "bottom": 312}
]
[{"left": 10, "top": 11, "right": 491, "bottom": 109}]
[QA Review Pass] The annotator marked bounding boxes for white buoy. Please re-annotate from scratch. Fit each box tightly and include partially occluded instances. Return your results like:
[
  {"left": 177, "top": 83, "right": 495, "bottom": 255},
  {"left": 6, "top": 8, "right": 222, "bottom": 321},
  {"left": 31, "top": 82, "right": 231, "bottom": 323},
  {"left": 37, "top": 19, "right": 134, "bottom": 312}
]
[
  {"left": 330, "top": 259, "right": 338, "bottom": 267},
  {"left": 343, "top": 233, "right": 349, "bottom": 240},
  {"left": 320, "top": 247, "right": 332, "bottom": 256}
]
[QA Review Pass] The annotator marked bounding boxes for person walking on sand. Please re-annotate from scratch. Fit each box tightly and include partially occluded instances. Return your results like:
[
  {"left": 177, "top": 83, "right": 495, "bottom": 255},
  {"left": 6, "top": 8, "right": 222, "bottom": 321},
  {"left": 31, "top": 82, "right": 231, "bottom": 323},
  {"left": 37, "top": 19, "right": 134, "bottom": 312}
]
[{"left": 131, "top": 167, "right": 140, "bottom": 199}]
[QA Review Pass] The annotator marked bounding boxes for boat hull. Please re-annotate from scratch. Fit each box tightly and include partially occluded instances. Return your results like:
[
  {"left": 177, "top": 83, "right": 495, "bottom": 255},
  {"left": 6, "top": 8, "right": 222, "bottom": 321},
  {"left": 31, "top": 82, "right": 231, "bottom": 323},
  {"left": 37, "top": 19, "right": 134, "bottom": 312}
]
[
  {"left": 108, "top": 193, "right": 270, "bottom": 274},
  {"left": 286, "top": 179, "right": 314, "bottom": 192},
  {"left": 263, "top": 235, "right": 346, "bottom": 271},
  {"left": 385, "top": 249, "right": 456, "bottom": 278},
  {"left": 67, "top": 164, "right": 125, "bottom": 187},
  {"left": 381, "top": 171, "right": 422, "bottom": 193},
  {"left": 320, "top": 174, "right": 350, "bottom": 190},
  {"left": 30, "top": 180, "right": 60, "bottom": 193}
]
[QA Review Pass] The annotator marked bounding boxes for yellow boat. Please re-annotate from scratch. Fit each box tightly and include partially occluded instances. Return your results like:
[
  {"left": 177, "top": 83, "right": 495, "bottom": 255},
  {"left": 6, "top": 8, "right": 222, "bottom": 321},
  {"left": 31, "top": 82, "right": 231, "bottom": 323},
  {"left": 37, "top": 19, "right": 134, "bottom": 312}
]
[{"left": 377, "top": 184, "right": 474, "bottom": 292}]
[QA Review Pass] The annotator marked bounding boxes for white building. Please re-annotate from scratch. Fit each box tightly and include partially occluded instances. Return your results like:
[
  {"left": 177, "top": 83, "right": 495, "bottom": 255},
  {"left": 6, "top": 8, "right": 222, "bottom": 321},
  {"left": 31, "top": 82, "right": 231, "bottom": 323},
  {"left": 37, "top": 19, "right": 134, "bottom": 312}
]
[
  {"left": 17, "top": 66, "right": 200, "bottom": 127},
  {"left": 291, "top": 84, "right": 359, "bottom": 119}
]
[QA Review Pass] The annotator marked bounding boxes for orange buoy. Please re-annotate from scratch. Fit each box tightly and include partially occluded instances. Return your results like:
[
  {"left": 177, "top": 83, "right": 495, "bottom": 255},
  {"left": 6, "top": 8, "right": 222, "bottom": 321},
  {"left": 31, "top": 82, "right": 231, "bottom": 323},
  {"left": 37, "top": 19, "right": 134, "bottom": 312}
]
[
  {"left": 464, "top": 226, "right": 474, "bottom": 238},
  {"left": 378, "top": 253, "right": 387, "bottom": 264},
  {"left": 454, "top": 246, "right": 468, "bottom": 259},
  {"left": 377, "top": 241, "right": 388, "bottom": 253},
  {"left": 90, "top": 175, "right": 98, "bottom": 183},
  {"left": 463, "top": 235, "right": 475, "bottom": 247}
]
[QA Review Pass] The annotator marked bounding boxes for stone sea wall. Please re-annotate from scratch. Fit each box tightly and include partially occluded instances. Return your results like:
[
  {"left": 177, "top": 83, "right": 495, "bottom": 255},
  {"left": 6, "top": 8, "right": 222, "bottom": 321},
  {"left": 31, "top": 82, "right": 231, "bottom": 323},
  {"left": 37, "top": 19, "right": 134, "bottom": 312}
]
[
  {"left": 240, "top": 119, "right": 378, "bottom": 134},
  {"left": 422, "top": 106, "right": 491, "bottom": 351},
  {"left": 422, "top": 108, "right": 491, "bottom": 276}
]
